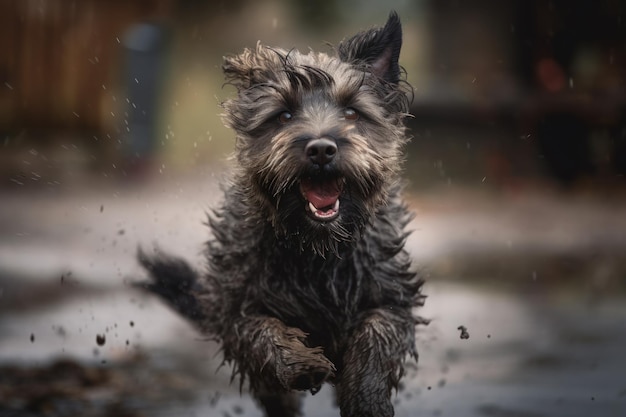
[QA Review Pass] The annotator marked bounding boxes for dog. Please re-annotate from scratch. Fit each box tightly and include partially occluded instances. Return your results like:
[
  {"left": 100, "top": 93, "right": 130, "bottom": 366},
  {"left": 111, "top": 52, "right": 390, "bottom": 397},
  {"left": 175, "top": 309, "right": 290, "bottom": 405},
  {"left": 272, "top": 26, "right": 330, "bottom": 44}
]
[{"left": 139, "top": 12, "right": 426, "bottom": 417}]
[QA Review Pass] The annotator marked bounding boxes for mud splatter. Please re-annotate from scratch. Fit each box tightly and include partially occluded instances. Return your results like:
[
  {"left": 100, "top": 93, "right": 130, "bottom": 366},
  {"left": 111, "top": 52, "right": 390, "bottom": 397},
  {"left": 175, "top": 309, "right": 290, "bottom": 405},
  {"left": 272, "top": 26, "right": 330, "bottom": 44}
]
[{"left": 457, "top": 325, "right": 470, "bottom": 340}]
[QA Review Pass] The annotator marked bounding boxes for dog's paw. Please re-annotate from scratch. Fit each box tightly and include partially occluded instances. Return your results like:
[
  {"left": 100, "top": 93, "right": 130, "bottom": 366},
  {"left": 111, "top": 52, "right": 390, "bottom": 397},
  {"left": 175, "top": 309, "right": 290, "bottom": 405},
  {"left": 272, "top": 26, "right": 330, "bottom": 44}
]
[{"left": 276, "top": 346, "right": 335, "bottom": 392}]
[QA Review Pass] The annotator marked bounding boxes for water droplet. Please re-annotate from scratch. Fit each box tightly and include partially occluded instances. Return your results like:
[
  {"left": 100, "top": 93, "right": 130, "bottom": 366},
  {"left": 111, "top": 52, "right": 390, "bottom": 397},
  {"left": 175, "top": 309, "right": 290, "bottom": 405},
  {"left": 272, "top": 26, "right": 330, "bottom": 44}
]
[{"left": 96, "top": 334, "right": 106, "bottom": 346}]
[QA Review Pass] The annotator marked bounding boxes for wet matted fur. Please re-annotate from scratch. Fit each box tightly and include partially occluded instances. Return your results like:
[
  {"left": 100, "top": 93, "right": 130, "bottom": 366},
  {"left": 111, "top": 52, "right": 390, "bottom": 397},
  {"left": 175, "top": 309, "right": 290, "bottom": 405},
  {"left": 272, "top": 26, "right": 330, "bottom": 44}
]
[{"left": 139, "top": 12, "right": 427, "bottom": 417}]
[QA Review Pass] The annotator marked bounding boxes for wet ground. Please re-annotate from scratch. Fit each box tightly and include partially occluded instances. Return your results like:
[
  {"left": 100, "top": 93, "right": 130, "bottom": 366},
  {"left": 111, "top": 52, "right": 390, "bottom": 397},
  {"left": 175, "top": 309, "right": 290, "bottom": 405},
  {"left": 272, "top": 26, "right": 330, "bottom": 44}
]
[{"left": 1, "top": 175, "right": 625, "bottom": 416}]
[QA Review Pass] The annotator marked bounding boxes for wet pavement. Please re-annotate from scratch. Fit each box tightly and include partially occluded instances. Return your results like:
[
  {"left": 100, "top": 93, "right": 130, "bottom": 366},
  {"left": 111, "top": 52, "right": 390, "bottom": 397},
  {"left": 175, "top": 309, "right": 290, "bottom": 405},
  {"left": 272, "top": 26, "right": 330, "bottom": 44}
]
[{"left": 1, "top": 175, "right": 626, "bottom": 416}]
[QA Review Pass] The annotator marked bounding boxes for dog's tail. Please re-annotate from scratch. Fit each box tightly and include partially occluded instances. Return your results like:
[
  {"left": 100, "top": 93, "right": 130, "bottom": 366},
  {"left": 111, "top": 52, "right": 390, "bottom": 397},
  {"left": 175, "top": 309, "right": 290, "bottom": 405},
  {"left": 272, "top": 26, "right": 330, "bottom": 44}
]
[{"left": 136, "top": 247, "right": 207, "bottom": 325}]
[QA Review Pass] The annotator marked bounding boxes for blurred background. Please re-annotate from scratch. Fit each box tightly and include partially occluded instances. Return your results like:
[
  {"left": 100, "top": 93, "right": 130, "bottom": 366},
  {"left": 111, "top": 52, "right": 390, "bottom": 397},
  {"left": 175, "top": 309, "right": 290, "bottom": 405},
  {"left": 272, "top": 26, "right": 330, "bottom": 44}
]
[
  {"left": 1, "top": 1, "right": 625, "bottom": 416},
  {"left": 1, "top": 0, "right": 625, "bottom": 189}
]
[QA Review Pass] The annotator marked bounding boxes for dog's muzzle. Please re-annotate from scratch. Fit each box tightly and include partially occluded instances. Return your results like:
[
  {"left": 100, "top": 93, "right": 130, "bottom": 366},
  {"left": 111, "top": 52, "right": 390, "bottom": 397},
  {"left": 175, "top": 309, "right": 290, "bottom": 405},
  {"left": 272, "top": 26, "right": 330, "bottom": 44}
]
[{"left": 300, "top": 137, "right": 343, "bottom": 222}]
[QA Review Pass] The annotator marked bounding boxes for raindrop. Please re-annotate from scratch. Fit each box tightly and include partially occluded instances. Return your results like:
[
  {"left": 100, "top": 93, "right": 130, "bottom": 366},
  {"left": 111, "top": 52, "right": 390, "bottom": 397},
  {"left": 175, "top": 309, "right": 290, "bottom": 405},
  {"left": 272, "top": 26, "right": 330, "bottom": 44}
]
[
  {"left": 96, "top": 334, "right": 106, "bottom": 346},
  {"left": 30, "top": 333, "right": 35, "bottom": 343}
]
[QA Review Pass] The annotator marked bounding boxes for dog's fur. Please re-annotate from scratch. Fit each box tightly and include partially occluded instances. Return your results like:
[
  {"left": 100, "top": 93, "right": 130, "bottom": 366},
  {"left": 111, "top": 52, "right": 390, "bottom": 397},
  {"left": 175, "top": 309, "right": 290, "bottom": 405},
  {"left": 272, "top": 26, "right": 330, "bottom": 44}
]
[{"left": 139, "top": 12, "right": 426, "bottom": 417}]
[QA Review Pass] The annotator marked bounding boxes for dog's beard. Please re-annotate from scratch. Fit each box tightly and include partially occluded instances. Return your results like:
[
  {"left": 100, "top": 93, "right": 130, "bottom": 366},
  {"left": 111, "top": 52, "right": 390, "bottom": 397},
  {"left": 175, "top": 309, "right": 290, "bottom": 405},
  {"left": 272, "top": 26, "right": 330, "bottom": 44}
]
[
  {"left": 275, "top": 188, "right": 366, "bottom": 255},
  {"left": 263, "top": 167, "right": 381, "bottom": 256}
]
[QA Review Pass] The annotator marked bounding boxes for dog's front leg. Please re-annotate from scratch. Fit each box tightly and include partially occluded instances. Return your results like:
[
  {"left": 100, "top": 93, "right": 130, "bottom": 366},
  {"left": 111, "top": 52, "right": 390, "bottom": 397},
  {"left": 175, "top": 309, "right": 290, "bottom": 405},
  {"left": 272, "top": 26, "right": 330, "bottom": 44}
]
[
  {"left": 223, "top": 316, "right": 335, "bottom": 393},
  {"left": 337, "top": 308, "right": 417, "bottom": 417}
]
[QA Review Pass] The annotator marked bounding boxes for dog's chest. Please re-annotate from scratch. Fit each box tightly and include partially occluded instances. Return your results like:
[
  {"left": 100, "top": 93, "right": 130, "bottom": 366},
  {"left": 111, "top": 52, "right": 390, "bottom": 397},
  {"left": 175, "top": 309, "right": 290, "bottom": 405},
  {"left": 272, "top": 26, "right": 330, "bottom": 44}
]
[{"left": 256, "top": 247, "right": 376, "bottom": 325}]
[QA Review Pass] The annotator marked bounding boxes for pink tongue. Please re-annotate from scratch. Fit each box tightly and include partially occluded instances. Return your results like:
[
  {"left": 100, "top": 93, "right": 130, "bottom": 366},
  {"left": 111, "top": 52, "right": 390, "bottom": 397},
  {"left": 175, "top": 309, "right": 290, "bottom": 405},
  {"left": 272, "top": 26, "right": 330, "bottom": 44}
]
[{"left": 302, "top": 180, "right": 341, "bottom": 209}]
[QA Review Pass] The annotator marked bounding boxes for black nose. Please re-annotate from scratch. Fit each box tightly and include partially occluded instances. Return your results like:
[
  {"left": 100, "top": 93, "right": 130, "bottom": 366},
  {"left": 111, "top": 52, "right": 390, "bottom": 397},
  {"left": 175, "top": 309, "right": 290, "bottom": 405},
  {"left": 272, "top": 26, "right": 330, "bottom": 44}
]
[{"left": 305, "top": 138, "right": 337, "bottom": 165}]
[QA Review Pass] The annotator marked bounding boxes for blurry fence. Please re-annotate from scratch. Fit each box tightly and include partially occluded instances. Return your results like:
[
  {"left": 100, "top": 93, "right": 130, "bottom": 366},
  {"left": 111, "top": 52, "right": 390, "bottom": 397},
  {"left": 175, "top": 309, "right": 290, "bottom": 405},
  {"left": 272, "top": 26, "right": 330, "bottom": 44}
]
[{"left": 0, "top": 0, "right": 171, "bottom": 133}]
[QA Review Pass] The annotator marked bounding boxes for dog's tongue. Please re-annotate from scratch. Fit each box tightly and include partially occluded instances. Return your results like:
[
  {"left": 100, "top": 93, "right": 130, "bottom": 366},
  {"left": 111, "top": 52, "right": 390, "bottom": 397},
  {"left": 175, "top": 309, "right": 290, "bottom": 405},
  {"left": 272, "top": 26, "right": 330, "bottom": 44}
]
[{"left": 301, "top": 178, "right": 342, "bottom": 209}]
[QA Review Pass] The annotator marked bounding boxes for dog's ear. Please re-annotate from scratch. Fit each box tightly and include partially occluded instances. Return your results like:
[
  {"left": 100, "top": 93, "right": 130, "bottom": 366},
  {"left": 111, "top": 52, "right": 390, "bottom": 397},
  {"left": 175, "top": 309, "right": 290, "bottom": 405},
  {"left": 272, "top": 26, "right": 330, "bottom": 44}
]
[
  {"left": 222, "top": 47, "right": 256, "bottom": 90},
  {"left": 338, "top": 11, "right": 403, "bottom": 84},
  {"left": 223, "top": 42, "right": 274, "bottom": 90}
]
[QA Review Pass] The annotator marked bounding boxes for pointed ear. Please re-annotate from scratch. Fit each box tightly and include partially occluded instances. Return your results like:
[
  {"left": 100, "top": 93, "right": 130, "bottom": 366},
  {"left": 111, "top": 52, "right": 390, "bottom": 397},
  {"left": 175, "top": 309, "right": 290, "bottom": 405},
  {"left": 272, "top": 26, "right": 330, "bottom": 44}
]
[
  {"left": 222, "top": 42, "right": 275, "bottom": 90},
  {"left": 222, "top": 48, "right": 256, "bottom": 90},
  {"left": 338, "top": 12, "right": 403, "bottom": 84}
]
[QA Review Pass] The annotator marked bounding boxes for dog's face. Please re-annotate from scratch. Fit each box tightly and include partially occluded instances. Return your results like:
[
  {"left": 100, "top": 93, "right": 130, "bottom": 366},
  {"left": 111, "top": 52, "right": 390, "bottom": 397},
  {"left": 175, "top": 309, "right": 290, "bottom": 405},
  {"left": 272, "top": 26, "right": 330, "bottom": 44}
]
[{"left": 222, "top": 13, "right": 410, "bottom": 254}]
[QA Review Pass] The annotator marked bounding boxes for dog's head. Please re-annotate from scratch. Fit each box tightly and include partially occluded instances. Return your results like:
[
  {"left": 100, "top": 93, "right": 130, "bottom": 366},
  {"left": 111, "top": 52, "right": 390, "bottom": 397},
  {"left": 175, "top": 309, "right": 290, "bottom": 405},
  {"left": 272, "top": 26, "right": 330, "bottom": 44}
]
[{"left": 221, "top": 12, "right": 411, "bottom": 254}]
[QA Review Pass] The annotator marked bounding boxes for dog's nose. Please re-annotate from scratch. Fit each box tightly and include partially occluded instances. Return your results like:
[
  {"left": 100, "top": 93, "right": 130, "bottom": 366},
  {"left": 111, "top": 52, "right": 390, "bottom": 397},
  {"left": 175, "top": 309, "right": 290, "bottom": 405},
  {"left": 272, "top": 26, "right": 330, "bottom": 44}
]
[{"left": 305, "top": 138, "right": 337, "bottom": 165}]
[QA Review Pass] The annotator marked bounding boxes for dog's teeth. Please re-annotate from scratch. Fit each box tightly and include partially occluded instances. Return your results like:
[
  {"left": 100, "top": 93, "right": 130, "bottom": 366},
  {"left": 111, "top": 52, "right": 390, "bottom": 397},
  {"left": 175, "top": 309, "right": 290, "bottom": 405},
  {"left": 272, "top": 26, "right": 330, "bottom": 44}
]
[{"left": 307, "top": 198, "right": 340, "bottom": 220}]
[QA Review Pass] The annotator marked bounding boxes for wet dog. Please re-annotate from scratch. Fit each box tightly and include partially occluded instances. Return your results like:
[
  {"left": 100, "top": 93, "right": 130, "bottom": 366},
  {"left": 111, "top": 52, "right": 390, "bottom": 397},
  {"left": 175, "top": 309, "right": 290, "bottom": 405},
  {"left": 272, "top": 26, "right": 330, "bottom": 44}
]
[{"left": 140, "top": 12, "right": 426, "bottom": 417}]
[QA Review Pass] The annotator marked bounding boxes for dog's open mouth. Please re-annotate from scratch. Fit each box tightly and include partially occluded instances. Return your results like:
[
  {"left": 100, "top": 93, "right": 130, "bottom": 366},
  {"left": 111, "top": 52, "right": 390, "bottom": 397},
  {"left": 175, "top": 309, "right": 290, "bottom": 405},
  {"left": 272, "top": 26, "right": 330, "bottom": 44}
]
[{"left": 300, "top": 177, "right": 344, "bottom": 222}]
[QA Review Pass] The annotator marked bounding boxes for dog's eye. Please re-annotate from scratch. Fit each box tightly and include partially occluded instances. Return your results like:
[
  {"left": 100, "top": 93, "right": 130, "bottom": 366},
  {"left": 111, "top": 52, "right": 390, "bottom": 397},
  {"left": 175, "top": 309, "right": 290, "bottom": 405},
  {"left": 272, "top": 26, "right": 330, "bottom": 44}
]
[
  {"left": 278, "top": 111, "right": 293, "bottom": 124},
  {"left": 343, "top": 108, "right": 359, "bottom": 121}
]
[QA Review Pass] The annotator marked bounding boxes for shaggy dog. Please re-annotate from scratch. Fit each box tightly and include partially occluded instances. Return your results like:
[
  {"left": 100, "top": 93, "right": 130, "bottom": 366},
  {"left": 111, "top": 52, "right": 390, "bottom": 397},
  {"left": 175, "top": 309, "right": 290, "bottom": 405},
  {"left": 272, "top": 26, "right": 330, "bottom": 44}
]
[{"left": 140, "top": 12, "right": 426, "bottom": 417}]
